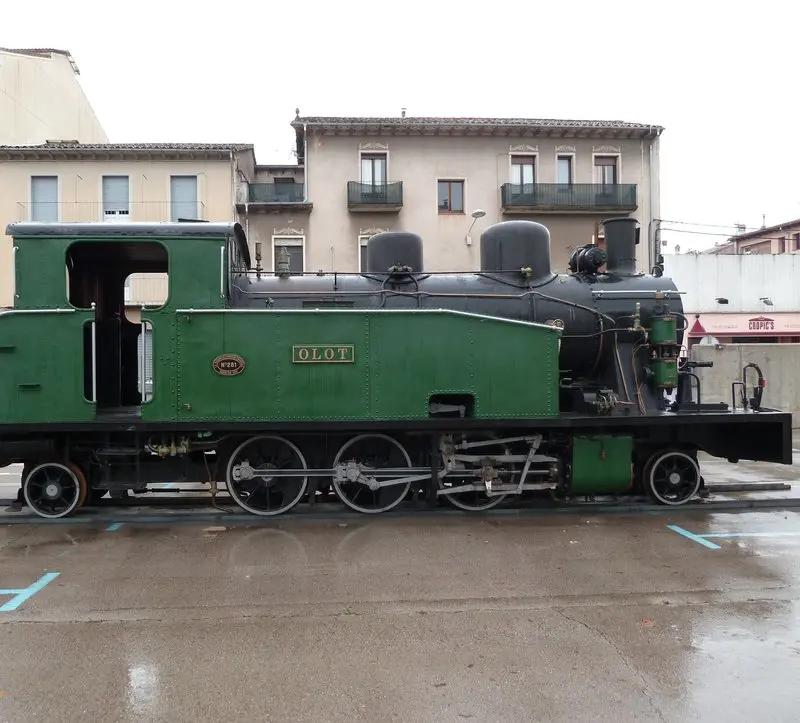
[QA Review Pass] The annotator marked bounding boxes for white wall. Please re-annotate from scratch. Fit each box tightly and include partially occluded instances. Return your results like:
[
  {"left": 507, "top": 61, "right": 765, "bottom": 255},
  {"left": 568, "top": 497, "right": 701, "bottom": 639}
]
[
  {"left": 663, "top": 253, "right": 800, "bottom": 313},
  {"left": 0, "top": 50, "right": 108, "bottom": 145},
  {"left": 692, "top": 343, "right": 800, "bottom": 426}
]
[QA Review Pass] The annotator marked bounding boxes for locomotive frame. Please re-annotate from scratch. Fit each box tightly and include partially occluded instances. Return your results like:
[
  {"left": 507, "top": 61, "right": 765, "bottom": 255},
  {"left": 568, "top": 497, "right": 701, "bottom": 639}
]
[{"left": 0, "top": 217, "right": 792, "bottom": 519}]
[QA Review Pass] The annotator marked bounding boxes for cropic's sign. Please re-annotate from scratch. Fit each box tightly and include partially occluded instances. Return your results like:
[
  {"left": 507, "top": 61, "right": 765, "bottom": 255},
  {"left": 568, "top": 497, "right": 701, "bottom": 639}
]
[
  {"left": 688, "top": 313, "right": 800, "bottom": 337},
  {"left": 748, "top": 316, "right": 774, "bottom": 331}
]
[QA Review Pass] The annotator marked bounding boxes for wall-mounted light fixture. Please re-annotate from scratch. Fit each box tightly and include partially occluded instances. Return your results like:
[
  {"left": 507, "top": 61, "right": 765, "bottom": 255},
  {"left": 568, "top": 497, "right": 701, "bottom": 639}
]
[{"left": 465, "top": 209, "right": 487, "bottom": 246}]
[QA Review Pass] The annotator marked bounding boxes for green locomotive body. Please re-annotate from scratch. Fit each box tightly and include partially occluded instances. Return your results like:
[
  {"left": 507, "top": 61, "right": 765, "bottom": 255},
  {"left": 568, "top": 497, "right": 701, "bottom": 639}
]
[
  {"left": 0, "top": 220, "right": 792, "bottom": 519},
  {"left": 174, "top": 308, "right": 560, "bottom": 423}
]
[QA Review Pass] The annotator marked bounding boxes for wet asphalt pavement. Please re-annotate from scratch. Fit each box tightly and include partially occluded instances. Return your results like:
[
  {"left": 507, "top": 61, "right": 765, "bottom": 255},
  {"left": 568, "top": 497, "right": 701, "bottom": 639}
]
[{"left": 2, "top": 505, "right": 800, "bottom": 722}]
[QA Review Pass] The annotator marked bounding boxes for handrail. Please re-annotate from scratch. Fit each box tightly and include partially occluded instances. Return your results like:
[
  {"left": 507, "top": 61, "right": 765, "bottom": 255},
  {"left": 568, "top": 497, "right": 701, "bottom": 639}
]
[
  {"left": 220, "top": 246, "right": 226, "bottom": 298},
  {"left": 90, "top": 302, "right": 97, "bottom": 404},
  {"left": 141, "top": 308, "right": 147, "bottom": 403}
]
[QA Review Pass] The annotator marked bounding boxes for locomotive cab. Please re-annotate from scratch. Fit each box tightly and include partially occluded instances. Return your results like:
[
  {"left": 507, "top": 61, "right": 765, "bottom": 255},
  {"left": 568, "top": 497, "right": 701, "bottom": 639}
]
[{"left": 1, "top": 221, "right": 248, "bottom": 423}]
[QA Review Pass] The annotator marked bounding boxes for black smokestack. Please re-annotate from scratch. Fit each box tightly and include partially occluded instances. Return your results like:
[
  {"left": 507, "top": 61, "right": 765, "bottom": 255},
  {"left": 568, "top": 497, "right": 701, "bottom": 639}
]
[{"left": 603, "top": 217, "right": 639, "bottom": 275}]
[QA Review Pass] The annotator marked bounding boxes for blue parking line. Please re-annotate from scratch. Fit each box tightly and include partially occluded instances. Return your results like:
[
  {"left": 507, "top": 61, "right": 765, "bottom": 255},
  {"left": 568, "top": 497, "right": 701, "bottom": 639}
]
[
  {"left": 704, "top": 531, "right": 800, "bottom": 539},
  {"left": 106, "top": 522, "right": 123, "bottom": 532},
  {"left": 666, "top": 524, "right": 721, "bottom": 550},
  {"left": 0, "top": 572, "right": 60, "bottom": 612}
]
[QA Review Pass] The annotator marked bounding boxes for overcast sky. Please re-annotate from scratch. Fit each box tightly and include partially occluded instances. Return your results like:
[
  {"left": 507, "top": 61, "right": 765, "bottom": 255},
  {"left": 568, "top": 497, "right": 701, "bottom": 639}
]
[{"left": 5, "top": 0, "right": 796, "bottom": 252}]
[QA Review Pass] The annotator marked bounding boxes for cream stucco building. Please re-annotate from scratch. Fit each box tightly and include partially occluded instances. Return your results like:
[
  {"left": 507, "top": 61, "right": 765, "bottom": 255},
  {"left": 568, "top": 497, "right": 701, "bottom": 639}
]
[
  {"left": 0, "top": 47, "right": 108, "bottom": 145},
  {"left": 1, "top": 112, "right": 664, "bottom": 309},
  {"left": 0, "top": 143, "right": 256, "bottom": 308},
  {"left": 240, "top": 113, "right": 664, "bottom": 279}
]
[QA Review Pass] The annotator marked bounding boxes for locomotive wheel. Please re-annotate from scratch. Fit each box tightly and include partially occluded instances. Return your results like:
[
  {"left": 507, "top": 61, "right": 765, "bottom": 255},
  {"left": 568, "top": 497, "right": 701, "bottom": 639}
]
[
  {"left": 226, "top": 435, "right": 308, "bottom": 516},
  {"left": 69, "top": 462, "right": 89, "bottom": 509},
  {"left": 439, "top": 479, "right": 508, "bottom": 512},
  {"left": 438, "top": 435, "right": 511, "bottom": 512},
  {"left": 331, "top": 434, "right": 413, "bottom": 514},
  {"left": 645, "top": 449, "right": 701, "bottom": 505},
  {"left": 22, "top": 461, "right": 87, "bottom": 519}
]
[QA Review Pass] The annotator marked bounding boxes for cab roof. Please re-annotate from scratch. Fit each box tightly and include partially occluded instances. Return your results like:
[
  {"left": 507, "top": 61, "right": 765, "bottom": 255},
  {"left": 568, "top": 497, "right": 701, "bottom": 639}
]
[{"left": 5, "top": 221, "right": 251, "bottom": 267}]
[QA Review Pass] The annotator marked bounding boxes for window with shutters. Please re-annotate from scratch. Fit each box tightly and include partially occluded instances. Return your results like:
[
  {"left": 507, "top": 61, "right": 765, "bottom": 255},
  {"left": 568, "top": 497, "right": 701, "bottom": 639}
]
[
  {"left": 30, "top": 176, "right": 59, "bottom": 222},
  {"left": 361, "top": 154, "right": 387, "bottom": 186},
  {"left": 437, "top": 180, "right": 464, "bottom": 213},
  {"left": 593, "top": 156, "right": 618, "bottom": 185},
  {"left": 556, "top": 155, "right": 574, "bottom": 185},
  {"left": 102, "top": 176, "right": 130, "bottom": 221},
  {"left": 510, "top": 156, "right": 536, "bottom": 187},
  {"left": 272, "top": 236, "right": 304, "bottom": 275},
  {"left": 170, "top": 175, "right": 199, "bottom": 221}
]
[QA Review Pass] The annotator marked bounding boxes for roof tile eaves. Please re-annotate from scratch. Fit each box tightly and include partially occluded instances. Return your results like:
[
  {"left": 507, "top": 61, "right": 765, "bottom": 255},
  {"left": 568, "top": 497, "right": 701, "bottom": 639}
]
[
  {"left": 293, "top": 116, "right": 662, "bottom": 131},
  {"left": 725, "top": 217, "right": 800, "bottom": 243},
  {"left": 0, "top": 143, "right": 254, "bottom": 152}
]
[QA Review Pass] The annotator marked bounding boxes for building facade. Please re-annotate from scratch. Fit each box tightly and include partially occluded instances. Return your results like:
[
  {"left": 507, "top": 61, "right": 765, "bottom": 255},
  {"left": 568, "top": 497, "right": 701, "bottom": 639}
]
[
  {"left": 1, "top": 113, "right": 664, "bottom": 309},
  {"left": 705, "top": 217, "right": 800, "bottom": 255},
  {"left": 0, "top": 143, "right": 256, "bottom": 308},
  {"left": 0, "top": 47, "right": 108, "bottom": 145},
  {"left": 664, "top": 252, "right": 800, "bottom": 346},
  {"left": 240, "top": 113, "right": 664, "bottom": 277}
]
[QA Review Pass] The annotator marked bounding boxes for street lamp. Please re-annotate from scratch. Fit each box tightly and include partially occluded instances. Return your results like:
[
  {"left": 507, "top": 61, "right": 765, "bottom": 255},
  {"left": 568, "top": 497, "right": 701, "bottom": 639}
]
[{"left": 465, "top": 209, "right": 487, "bottom": 246}]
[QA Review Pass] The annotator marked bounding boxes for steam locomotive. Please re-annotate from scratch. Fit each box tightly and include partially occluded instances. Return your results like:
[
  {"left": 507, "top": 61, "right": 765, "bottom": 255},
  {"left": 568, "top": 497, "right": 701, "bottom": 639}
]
[{"left": 0, "top": 216, "right": 791, "bottom": 519}]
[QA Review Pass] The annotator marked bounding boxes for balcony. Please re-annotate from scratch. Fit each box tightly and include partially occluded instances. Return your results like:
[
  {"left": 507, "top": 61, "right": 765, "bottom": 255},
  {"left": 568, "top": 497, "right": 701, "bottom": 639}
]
[
  {"left": 15, "top": 201, "right": 207, "bottom": 223},
  {"left": 347, "top": 182, "right": 403, "bottom": 212},
  {"left": 500, "top": 183, "right": 638, "bottom": 214},
  {"left": 238, "top": 182, "right": 312, "bottom": 213}
]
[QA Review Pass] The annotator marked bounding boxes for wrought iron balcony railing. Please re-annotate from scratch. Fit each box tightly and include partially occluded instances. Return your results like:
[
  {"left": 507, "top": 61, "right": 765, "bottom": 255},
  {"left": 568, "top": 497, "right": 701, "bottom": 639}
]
[
  {"left": 347, "top": 181, "right": 403, "bottom": 209},
  {"left": 500, "top": 183, "right": 637, "bottom": 211},
  {"left": 248, "top": 183, "right": 305, "bottom": 203},
  {"left": 16, "top": 200, "right": 207, "bottom": 223}
]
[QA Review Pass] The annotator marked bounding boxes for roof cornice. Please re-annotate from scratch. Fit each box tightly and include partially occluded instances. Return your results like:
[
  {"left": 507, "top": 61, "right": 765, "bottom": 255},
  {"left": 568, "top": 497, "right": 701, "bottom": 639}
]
[
  {"left": 0, "top": 47, "right": 80, "bottom": 73},
  {"left": 291, "top": 115, "right": 664, "bottom": 140},
  {"left": 0, "top": 143, "right": 255, "bottom": 162},
  {"left": 723, "top": 218, "right": 800, "bottom": 244}
]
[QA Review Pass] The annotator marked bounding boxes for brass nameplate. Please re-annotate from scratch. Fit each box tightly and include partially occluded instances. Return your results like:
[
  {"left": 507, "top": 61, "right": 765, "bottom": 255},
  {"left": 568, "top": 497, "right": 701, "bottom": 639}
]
[
  {"left": 292, "top": 345, "right": 355, "bottom": 363},
  {"left": 212, "top": 353, "right": 246, "bottom": 376}
]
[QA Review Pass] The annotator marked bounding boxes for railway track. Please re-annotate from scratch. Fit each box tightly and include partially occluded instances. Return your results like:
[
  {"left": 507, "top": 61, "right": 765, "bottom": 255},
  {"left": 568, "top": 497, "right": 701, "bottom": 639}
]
[{"left": 2, "top": 482, "right": 799, "bottom": 525}]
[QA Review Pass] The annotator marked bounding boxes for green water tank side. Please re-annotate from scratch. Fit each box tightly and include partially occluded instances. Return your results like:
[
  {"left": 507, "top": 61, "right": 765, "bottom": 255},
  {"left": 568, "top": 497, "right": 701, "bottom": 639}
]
[{"left": 570, "top": 435, "right": 634, "bottom": 495}]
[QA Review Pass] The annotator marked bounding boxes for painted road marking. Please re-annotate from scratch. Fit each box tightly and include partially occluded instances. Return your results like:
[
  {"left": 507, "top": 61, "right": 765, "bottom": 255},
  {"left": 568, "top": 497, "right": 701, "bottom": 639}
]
[
  {"left": 667, "top": 525, "right": 800, "bottom": 549},
  {"left": 666, "top": 524, "right": 722, "bottom": 549},
  {"left": 703, "top": 531, "right": 800, "bottom": 539},
  {"left": 0, "top": 572, "right": 60, "bottom": 612},
  {"left": 106, "top": 522, "right": 124, "bottom": 532}
]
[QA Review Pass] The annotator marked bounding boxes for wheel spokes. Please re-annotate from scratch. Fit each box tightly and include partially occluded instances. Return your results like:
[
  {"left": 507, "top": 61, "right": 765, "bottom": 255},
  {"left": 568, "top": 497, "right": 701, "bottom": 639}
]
[
  {"left": 226, "top": 436, "right": 308, "bottom": 516},
  {"left": 23, "top": 463, "right": 85, "bottom": 519},
  {"left": 647, "top": 451, "right": 700, "bottom": 505},
  {"left": 332, "top": 434, "right": 413, "bottom": 514}
]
